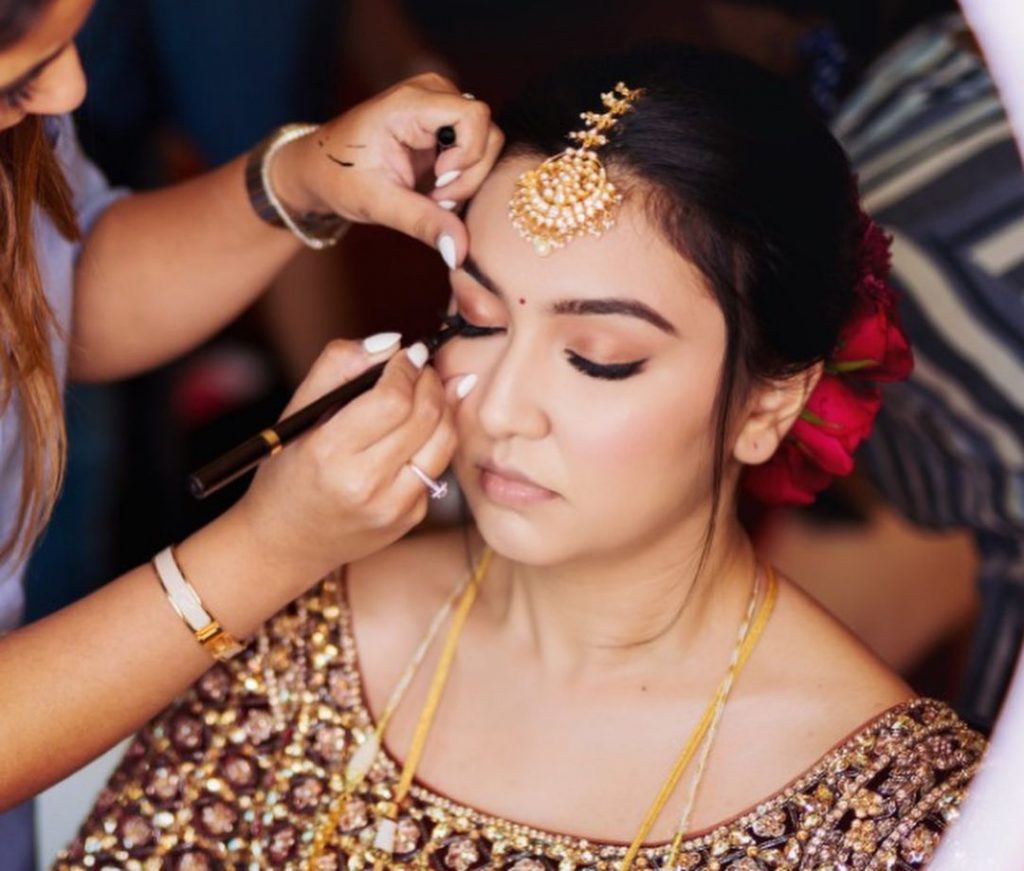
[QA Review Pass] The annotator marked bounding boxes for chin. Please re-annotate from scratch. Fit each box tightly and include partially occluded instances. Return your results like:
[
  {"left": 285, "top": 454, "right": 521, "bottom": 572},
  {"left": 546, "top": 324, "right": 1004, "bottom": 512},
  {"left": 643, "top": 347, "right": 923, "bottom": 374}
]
[{"left": 456, "top": 474, "right": 574, "bottom": 567}]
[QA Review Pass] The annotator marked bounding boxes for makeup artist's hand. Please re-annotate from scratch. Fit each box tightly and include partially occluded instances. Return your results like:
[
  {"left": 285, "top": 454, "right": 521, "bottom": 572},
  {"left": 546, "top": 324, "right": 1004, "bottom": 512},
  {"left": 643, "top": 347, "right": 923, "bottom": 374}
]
[
  {"left": 271, "top": 73, "right": 503, "bottom": 269},
  {"left": 227, "top": 334, "right": 461, "bottom": 589}
]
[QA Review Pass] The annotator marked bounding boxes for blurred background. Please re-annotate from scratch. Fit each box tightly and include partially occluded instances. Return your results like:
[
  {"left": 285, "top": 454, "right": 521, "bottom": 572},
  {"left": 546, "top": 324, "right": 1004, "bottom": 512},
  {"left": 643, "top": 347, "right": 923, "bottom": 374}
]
[{"left": 27, "top": 1, "right": 1023, "bottom": 858}]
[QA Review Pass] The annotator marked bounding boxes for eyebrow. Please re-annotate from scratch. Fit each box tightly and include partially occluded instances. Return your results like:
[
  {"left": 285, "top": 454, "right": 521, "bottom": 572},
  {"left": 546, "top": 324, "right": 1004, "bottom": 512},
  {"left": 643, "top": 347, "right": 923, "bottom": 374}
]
[
  {"left": 460, "top": 255, "right": 678, "bottom": 336},
  {"left": 0, "top": 44, "right": 66, "bottom": 97}
]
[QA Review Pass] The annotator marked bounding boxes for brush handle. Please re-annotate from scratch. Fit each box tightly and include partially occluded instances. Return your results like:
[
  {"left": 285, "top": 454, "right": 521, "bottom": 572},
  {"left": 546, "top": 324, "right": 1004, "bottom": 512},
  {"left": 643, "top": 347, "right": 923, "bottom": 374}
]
[
  {"left": 188, "top": 325, "right": 460, "bottom": 500},
  {"left": 189, "top": 361, "right": 387, "bottom": 499}
]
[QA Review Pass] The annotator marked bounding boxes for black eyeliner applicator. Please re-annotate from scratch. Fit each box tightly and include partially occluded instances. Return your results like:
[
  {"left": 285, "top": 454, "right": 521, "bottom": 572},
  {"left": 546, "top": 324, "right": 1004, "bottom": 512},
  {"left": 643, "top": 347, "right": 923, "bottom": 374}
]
[
  {"left": 191, "top": 123, "right": 470, "bottom": 499},
  {"left": 188, "top": 316, "right": 487, "bottom": 499}
]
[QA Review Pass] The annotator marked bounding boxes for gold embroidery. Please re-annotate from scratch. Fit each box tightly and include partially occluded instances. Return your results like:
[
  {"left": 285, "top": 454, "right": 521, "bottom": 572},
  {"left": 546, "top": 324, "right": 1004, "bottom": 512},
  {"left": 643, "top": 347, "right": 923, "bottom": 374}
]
[{"left": 55, "top": 578, "right": 984, "bottom": 870}]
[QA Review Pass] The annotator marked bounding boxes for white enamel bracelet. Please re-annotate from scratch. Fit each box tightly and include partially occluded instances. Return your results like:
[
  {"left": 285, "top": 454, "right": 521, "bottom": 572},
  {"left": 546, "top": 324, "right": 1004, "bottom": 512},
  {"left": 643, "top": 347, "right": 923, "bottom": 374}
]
[{"left": 152, "top": 546, "right": 246, "bottom": 662}]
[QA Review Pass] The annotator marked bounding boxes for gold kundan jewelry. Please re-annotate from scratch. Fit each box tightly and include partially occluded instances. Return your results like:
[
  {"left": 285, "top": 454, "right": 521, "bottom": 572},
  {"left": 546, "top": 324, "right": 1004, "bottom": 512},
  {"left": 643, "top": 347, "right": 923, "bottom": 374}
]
[{"left": 509, "top": 81, "right": 644, "bottom": 256}]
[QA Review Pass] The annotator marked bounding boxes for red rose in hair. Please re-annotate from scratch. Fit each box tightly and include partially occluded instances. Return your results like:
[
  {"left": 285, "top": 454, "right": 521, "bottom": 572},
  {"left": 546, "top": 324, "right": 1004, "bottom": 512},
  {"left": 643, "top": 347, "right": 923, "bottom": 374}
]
[
  {"left": 858, "top": 211, "right": 892, "bottom": 276},
  {"left": 743, "top": 440, "right": 832, "bottom": 506},
  {"left": 831, "top": 275, "right": 913, "bottom": 382},
  {"left": 741, "top": 212, "right": 912, "bottom": 506},
  {"left": 791, "top": 375, "right": 881, "bottom": 476}
]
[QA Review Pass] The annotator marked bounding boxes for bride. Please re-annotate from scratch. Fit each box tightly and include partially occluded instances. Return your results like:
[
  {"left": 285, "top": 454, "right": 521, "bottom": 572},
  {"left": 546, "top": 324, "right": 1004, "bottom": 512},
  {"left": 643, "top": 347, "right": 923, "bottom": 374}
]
[{"left": 58, "top": 45, "right": 982, "bottom": 871}]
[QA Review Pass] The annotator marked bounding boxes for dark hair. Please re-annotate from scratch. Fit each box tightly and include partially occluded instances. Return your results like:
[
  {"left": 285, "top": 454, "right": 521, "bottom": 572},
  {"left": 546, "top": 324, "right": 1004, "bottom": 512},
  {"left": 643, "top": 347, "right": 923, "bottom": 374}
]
[
  {"left": 498, "top": 45, "right": 861, "bottom": 573},
  {"left": 0, "top": 0, "right": 48, "bottom": 49}
]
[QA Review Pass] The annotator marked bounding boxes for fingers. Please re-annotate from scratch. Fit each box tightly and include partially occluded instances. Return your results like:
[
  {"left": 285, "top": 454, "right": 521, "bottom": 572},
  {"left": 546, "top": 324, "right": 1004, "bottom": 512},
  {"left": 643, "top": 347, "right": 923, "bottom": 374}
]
[
  {"left": 430, "top": 121, "right": 505, "bottom": 209},
  {"left": 313, "top": 342, "right": 432, "bottom": 455},
  {"left": 389, "top": 74, "right": 493, "bottom": 163},
  {"left": 358, "top": 356, "right": 449, "bottom": 472},
  {"left": 313, "top": 74, "right": 501, "bottom": 266},
  {"left": 278, "top": 333, "right": 402, "bottom": 419},
  {"left": 372, "top": 83, "right": 501, "bottom": 268},
  {"left": 396, "top": 400, "right": 458, "bottom": 512},
  {"left": 371, "top": 184, "right": 469, "bottom": 270}
]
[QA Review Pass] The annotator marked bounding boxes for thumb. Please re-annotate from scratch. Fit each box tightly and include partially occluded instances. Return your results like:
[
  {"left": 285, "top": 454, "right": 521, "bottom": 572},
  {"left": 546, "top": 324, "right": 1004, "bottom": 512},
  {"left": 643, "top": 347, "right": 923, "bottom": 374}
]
[
  {"left": 374, "top": 184, "right": 469, "bottom": 270},
  {"left": 279, "top": 334, "right": 402, "bottom": 419}
]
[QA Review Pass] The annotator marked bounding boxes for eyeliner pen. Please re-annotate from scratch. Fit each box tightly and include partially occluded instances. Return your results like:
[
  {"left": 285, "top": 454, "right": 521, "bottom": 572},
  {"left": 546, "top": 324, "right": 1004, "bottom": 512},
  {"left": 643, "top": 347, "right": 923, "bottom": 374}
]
[
  {"left": 189, "top": 320, "right": 467, "bottom": 500},
  {"left": 192, "top": 123, "right": 466, "bottom": 500}
]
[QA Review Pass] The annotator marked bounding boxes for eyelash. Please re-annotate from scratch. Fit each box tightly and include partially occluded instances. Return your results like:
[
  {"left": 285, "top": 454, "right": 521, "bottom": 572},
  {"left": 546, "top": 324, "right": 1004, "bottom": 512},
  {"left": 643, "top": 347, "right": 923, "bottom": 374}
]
[
  {"left": 449, "top": 312, "right": 648, "bottom": 382},
  {"left": 3, "top": 81, "right": 34, "bottom": 110},
  {"left": 565, "top": 352, "right": 646, "bottom": 381}
]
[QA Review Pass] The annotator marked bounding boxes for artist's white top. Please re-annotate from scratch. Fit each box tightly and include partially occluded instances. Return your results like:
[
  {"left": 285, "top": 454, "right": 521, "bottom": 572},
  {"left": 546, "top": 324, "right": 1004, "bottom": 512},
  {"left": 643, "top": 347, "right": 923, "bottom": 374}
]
[{"left": 0, "top": 115, "right": 123, "bottom": 634}]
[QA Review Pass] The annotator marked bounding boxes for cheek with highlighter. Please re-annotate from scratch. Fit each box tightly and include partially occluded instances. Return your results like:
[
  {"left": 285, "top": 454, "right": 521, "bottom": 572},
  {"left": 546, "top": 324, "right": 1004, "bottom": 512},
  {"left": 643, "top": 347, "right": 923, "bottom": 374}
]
[{"left": 553, "top": 358, "right": 722, "bottom": 511}]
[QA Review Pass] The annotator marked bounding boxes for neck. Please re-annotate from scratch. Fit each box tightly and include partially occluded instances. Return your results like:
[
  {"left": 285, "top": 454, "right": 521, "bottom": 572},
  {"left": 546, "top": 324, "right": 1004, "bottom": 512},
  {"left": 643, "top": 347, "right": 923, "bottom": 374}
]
[{"left": 476, "top": 518, "right": 758, "bottom": 679}]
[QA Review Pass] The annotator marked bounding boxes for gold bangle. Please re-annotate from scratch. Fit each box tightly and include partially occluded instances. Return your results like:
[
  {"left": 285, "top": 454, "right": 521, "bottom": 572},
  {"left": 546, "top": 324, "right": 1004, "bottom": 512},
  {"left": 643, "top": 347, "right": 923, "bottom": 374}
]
[{"left": 152, "top": 546, "right": 248, "bottom": 662}]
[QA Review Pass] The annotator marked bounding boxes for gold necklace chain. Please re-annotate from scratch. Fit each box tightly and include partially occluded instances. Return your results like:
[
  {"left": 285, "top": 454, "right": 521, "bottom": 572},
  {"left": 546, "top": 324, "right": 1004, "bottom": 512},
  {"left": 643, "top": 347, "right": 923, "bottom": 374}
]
[
  {"left": 664, "top": 566, "right": 778, "bottom": 868},
  {"left": 307, "top": 552, "right": 777, "bottom": 871},
  {"left": 306, "top": 549, "right": 494, "bottom": 866},
  {"left": 620, "top": 564, "right": 777, "bottom": 870}
]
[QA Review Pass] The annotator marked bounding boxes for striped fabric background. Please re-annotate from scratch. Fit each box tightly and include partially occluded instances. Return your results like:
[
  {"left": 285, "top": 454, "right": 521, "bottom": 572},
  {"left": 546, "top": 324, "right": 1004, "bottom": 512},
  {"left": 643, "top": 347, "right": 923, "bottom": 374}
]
[{"left": 835, "top": 14, "right": 1024, "bottom": 729}]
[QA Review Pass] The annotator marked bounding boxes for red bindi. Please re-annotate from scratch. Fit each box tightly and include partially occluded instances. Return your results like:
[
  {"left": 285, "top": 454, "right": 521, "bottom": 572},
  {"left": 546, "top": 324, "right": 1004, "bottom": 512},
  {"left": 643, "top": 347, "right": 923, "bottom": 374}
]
[{"left": 518, "top": 297, "right": 526, "bottom": 305}]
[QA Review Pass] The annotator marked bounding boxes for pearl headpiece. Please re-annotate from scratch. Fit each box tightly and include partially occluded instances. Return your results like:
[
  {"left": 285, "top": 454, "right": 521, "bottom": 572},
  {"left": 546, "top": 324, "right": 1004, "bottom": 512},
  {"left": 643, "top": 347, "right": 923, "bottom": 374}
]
[{"left": 509, "top": 82, "right": 644, "bottom": 257}]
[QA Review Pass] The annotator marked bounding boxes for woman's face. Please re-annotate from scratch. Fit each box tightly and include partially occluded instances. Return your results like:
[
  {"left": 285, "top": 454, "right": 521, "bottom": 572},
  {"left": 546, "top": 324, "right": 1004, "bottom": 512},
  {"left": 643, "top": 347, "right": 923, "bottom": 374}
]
[
  {"left": 0, "top": 0, "right": 93, "bottom": 131},
  {"left": 438, "top": 157, "right": 731, "bottom": 567}
]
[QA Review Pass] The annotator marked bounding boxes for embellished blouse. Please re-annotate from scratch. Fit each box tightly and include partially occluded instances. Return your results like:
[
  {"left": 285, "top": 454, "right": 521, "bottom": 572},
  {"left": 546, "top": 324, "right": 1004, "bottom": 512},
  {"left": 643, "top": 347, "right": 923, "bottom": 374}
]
[{"left": 55, "top": 575, "right": 985, "bottom": 870}]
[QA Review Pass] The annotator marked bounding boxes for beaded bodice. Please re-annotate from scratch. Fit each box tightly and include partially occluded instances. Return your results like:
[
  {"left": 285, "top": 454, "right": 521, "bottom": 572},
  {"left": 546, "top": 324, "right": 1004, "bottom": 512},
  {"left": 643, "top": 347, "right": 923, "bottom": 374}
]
[{"left": 56, "top": 575, "right": 984, "bottom": 870}]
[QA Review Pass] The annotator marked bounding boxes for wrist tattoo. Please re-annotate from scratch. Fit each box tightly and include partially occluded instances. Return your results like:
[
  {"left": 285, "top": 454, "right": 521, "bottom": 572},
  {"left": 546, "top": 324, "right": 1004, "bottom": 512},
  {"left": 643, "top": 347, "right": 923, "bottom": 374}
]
[{"left": 325, "top": 143, "right": 366, "bottom": 170}]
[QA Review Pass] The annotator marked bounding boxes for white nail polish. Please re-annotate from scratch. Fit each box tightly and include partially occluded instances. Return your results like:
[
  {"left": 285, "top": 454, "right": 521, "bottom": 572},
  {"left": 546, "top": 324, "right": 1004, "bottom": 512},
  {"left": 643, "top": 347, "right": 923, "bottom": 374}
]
[
  {"left": 406, "top": 342, "right": 429, "bottom": 369},
  {"left": 456, "top": 373, "right": 478, "bottom": 399},
  {"left": 438, "top": 199, "right": 458, "bottom": 211},
  {"left": 437, "top": 233, "right": 457, "bottom": 270},
  {"left": 435, "top": 169, "right": 462, "bottom": 188},
  {"left": 362, "top": 332, "right": 402, "bottom": 354}
]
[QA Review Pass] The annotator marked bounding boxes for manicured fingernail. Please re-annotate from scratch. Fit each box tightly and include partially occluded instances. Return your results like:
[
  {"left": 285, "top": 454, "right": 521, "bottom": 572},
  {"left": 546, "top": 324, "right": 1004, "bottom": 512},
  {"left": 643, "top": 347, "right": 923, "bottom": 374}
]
[
  {"left": 455, "top": 373, "right": 478, "bottom": 399},
  {"left": 438, "top": 199, "right": 458, "bottom": 211},
  {"left": 362, "top": 332, "right": 402, "bottom": 354},
  {"left": 406, "top": 342, "right": 429, "bottom": 369},
  {"left": 437, "top": 233, "right": 457, "bottom": 270},
  {"left": 435, "top": 169, "right": 461, "bottom": 188}
]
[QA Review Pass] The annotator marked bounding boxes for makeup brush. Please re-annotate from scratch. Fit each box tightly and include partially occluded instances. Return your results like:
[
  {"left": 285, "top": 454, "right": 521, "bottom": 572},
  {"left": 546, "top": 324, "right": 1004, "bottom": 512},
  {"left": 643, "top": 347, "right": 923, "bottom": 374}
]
[{"left": 188, "top": 316, "right": 494, "bottom": 499}]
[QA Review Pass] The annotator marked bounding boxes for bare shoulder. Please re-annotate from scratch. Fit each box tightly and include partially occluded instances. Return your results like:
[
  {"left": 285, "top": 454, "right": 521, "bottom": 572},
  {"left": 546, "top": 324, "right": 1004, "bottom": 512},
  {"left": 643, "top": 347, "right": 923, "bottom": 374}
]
[
  {"left": 697, "top": 571, "right": 918, "bottom": 825},
  {"left": 345, "top": 528, "right": 476, "bottom": 635},
  {"left": 735, "top": 571, "right": 914, "bottom": 762},
  {"left": 775, "top": 572, "right": 911, "bottom": 698}
]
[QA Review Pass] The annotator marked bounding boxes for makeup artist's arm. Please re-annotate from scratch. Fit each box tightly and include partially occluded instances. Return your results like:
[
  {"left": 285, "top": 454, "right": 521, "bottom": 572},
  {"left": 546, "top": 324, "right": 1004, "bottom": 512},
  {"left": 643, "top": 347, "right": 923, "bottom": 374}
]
[
  {"left": 0, "top": 338, "right": 459, "bottom": 809},
  {"left": 68, "top": 73, "right": 502, "bottom": 382}
]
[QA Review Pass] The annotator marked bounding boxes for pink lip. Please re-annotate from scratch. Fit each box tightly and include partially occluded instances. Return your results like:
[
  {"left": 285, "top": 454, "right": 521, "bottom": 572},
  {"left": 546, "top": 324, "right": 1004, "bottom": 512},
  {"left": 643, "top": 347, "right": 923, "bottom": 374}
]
[{"left": 478, "top": 461, "right": 556, "bottom": 506}]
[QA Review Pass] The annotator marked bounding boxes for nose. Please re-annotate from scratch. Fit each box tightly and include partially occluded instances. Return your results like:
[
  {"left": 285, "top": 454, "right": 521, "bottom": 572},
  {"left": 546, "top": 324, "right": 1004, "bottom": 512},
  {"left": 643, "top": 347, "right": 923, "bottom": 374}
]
[
  {"left": 475, "top": 337, "right": 550, "bottom": 443},
  {"left": 27, "top": 45, "right": 87, "bottom": 116}
]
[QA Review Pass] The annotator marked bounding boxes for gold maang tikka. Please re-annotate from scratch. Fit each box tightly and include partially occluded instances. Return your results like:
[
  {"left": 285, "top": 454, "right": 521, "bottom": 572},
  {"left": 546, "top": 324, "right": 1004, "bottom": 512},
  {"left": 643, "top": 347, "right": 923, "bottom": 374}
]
[{"left": 509, "top": 81, "right": 644, "bottom": 256}]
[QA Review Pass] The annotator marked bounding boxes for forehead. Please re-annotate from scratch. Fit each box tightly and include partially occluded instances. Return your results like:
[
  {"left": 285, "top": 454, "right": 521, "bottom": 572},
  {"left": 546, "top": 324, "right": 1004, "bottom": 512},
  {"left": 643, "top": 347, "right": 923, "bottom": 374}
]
[
  {"left": 465, "top": 156, "right": 714, "bottom": 320},
  {"left": 0, "top": 0, "right": 92, "bottom": 83}
]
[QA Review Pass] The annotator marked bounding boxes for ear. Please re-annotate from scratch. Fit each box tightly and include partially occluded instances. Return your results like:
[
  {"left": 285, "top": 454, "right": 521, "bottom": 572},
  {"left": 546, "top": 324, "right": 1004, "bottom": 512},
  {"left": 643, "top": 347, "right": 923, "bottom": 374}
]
[{"left": 732, "top": 363, "right": 822, "bottom": 465}]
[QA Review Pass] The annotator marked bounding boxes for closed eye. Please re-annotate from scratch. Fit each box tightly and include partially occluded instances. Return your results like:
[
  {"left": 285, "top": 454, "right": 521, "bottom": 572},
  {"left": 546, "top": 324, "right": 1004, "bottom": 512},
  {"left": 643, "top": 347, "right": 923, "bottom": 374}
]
[
  {"left": 446, "top": 313, "right": 645, "bottom": 381},
  {"left": 566, "top": 351, "right": 646, "bottom": 381},
  {"left": 445, "top": 312, "right": 506, "bottom": 338}
]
